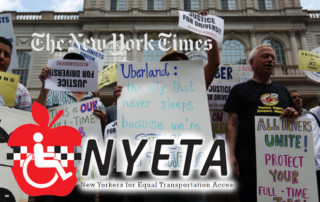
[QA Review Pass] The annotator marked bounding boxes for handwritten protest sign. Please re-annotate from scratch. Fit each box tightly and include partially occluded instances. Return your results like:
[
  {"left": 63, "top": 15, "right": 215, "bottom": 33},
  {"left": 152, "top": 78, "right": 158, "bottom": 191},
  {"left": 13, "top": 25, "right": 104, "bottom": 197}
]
[
  {"left": 98, "top": 63, "right": 117, "bottom": 89},
  {"left": 210, "top": 110, "right": 228, "bottom": 139},
  {"left": 0, "top": 107, "right": 33, "bottom": 202},
  {"left": 69, "top": 41, "right": 105, "bottom": 72},
  {"left": 45, "top": 59, "right": 98, "bottom": 92},
  {"left": 48, "top": 99, "right": 103, "bottom": 181},
  {"left": 0, "top": 72, "right": 19, "bottom": 107},
  {"left": 178, "top": 11, "right": 224, "bottom": 45},
  {"left": 298, "top": 50, "right": 320, "bottom": 72},
  {"left": 0, "top": 13, "right": 18, "bottom": 70},
  {"left": 255, "top": 116, "right": 318, "bottom": 202},
  {"left": 117, "top": 61, "right": 213, "bottom": 172}
]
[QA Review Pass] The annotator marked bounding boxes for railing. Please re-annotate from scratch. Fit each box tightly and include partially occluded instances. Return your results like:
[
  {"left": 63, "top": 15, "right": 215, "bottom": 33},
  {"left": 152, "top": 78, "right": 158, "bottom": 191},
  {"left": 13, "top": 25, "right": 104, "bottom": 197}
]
[
  {"left": 10, "top": 12, "right": 79, "bottom": 21},
  {"left": 273, "top": 65, "right": 305, "bottom": 77},
  {"left": 307, "top": 10, "right": 320, "bottom": 20}
]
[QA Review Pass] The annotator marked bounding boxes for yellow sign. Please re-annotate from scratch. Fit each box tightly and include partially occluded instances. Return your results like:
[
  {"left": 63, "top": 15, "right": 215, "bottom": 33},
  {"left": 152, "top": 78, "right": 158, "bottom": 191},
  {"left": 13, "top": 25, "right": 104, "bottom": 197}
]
[
  {"left": 98, "top": 63, "right": 117, "bottom": 89},
  {"left": 0, "top": 72, "right": 19, "bottom": 107},
  {"left": 298, "top": 50, "right": 320, "bottom": 72}
]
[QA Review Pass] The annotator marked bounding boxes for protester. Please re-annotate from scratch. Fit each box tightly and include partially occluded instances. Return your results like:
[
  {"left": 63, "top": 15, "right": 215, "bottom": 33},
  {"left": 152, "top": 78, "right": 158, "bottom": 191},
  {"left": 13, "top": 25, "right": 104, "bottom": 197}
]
[
  {"left": 290, "top": 90, "right": 320, "bottom": 199},
  {"left": 35, "top": 52, "right": 106, "bottom": 202},
  {"left": 310, "top": 93, "right": 320, "bottom": 121},
  {"left": 0, "top": 36, "right": 32, "bottom": 111},
  {"left": 224, "top": 44, "right": 299, "bottom": 202}
]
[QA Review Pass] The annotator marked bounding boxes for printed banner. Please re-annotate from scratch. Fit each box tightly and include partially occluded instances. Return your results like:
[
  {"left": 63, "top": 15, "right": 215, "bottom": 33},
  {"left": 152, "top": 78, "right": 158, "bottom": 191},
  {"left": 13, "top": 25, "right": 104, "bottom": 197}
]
[
  {"left": 255, "top": 116, "right": 319, "bottom": 202},
  {"left": 239, "top": 65, "right": 253, "bottom": 83},
  {"left": 69, "top": 41, "right": 105, "bottom": 72},
  {"left": 299, "top": 50, "right": 320, "bottom": 72},
  {"left": 0, "top": 107, "right": 33, "bottom": 202},
  {"left": 98, "top": 63, "right": 117, "bottom": 89},
  {"left": 0, "top": 13, "right": 19, "bottom": 70},
  {"left": 45, "top": 59, "right": 98, "bottom": 92},
  {"left": 178, "top": 11, "right": 224, "bottom": 45},
  {"left": 117, "top": 61, "right": 213, "bottom": 172},
  {"left": 0, "top": 71, "right": 19, "bottom": 107},
  {"left": 48, "top": 98, "right": 103, "bottom": 181}
]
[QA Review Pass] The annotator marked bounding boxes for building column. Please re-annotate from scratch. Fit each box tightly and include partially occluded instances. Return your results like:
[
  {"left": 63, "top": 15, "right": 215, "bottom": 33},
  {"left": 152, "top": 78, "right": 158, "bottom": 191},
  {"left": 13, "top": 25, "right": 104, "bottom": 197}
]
[
  {"left": 299, "top": 31, "right": 308, "bottom": 51},
  {"left": 289, "top": 30, "right": 299, "bottom": 65},
  {"left": 250, "top": 31, "right": 256, "bottom": 50}
]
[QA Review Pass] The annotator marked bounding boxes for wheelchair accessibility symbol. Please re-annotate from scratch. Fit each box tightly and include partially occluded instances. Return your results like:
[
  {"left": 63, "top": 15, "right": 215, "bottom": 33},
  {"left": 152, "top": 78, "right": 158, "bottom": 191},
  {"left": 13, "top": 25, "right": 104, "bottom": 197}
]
[{"left": 22, "top": 132, "right": 72, "bottom": 188}]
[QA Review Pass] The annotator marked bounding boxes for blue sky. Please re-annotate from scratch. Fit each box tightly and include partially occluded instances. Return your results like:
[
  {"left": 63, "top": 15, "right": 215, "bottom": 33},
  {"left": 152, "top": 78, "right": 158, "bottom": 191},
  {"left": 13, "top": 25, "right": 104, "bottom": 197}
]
[{"left": 0, "top": 0, "right": 318, "bottom": 12}]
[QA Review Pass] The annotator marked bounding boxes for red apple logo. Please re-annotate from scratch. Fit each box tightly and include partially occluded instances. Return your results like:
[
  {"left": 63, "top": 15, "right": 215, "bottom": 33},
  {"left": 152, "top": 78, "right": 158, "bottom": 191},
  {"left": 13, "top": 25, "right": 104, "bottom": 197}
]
[{"left": 8, "top": 102, "right": 82, "bottom": 196}]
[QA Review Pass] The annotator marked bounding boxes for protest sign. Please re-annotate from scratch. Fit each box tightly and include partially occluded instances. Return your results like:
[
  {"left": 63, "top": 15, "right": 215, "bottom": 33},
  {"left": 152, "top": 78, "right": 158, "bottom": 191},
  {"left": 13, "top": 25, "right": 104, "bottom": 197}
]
[
  {"left": 0, "top": 71, "right": 19, "bottom": 107},
  {"left": 48, "top": 98, "right": 103, "bottom": 181},
  {"left": 45, "top": 59, "right": 98, "bottom": 92},
  {"left": 186, "top": 51, "right": 208, "bottom": 65},
  {"left": 98, "top": 63, "right": 117, "bottom": 89},
  {"left": 0, "top": 107, "right": 33, "bottom": 202},
  {"left": 303, "top": 48, "right": 320, "bottom": 83},
  {"left": 178, "top": 11, "right": 224, "bottom": 45},
  {"left": 69, "top": 41, "right": 105, "bottom": 72},
  {"left": 255, "top": 116, "right": 318, "bottom": 202},
  {"left": 104, "top": 121, "right": 117, "bottom": 141},
  {"left": 207, "top": 81, "right": 236, "bottom": 110},
  {"left": 117, "top": 61, "right": 213, "bottom": 172},
  {"left": 0, "top": 13, "right": 19, "bottom": 70},
  {"left": 210, "top": 110, "right": 228, "bottom": 139},
  {"left": 298, "top": 50, "right": 320, "bottom": 72},
  {"left": 238, "top": 65, "right": 253, "bottom": 83}
]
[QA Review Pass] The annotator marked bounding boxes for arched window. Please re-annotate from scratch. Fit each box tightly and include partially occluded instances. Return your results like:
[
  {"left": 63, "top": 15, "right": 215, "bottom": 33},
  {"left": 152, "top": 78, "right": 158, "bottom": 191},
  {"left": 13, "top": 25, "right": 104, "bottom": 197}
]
[
  {"left": 104, "top": 40, "right": 127, "bottom": 66},
  {"left": 222, "top": 39, "right": 246, "bottom": 65},
  {"left": 143, "top": 40, "right": 166, "bottom": 62},
  {"left": 261, "top": 39, "right": 286, "bottom": 64}
]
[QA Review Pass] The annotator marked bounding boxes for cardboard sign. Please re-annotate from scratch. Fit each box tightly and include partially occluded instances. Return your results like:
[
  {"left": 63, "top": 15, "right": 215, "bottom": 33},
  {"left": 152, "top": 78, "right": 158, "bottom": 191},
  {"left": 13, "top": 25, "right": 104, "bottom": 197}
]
[
  {"left": 0, "top": 13, "right": 19, "bottom": 70},
  {"left": 255, "top": 116, "right": 319, "bottom": 202},
  {"left": 69, "top": 41, "right": 105, "bottom": 72},
  {"left": 0, "top": 72, "right": 19, "bottom": 107},
  {"left": 178, "top": 11, "right": 224, "bottom": 45},
  {"left": 45, "top": 59, "right": 98, "bottom": 92},
  {"left": 298, "top": 50, "right": 320, "bottom": 72},
  {"left": 0, "top": 107, "right": 33, "bottom": 202},
  {"left": 98, "top": 63, "right": 117, "bottom": 89},
  {"left": 117, "top": 61, "right": 213, "bottom": 172}
]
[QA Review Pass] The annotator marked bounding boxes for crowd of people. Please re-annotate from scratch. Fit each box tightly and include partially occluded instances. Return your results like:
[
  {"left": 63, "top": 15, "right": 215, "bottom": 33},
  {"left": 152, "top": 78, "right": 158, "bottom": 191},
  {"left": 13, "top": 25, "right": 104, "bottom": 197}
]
[{"left": 0, "top": 16, "right": 320, "bottom": 202}]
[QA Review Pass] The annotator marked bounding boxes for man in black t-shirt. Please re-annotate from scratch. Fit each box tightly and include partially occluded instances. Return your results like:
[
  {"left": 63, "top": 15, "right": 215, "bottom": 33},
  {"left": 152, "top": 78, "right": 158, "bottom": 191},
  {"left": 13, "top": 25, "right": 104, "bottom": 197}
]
[{"left": 223, "top": 44, "right": 298, "bottom": 202}]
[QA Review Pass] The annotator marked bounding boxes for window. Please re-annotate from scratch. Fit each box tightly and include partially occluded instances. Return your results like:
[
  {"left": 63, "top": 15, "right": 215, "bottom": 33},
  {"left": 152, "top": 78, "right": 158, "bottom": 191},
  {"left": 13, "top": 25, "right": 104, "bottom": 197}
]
[
  {"left": 143, "top": 40, "right": 166, "bottom": 62},
  {"left": 258, "top": 0, "right": 273, "bottom": 10},
  {"left": 148, "top": 0, "right": 162, "bottom": 10},
  {"left": 104, "top": 41, "right": 127, "bottom": 66},
  {"left": 222, "top": 39, "right": 246, "bottom": 65},
  {"left": 221, "top": 0, "right": 237, "bottom": 10},
  {"left": 184, "top": 0, "right": 200, "bottom": 10},
  {"left": 11, "top": 51, "right": 31, "bottom": 86},
  {"left": 110, "top": 0, "right": 126, "bottom": 10},
  {"left": 262, "top": 39, "right": 286, "bottom": 64}
]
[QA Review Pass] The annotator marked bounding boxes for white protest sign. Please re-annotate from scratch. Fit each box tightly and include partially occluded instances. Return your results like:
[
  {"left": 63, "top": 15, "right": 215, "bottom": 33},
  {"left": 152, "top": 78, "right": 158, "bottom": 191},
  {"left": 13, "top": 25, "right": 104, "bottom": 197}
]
[
  {"left": 45, "top": 59, "right": 98, "bottom": 92},
  {"left": 186, "top": 51, "right": 208, "bottom": 66},
  {"left": 239, "top": 65, "right": 253, "bottom": 83},
  {"left": 117, "top": 61, "right": 213, "bottom": 172},
  {"left": 178, "top": 11, "right": 224, "bottom": 45},
  {"left": 207, "top": 81, "right": 236, "bottom": 110},
  {"left": 0, "top": 13, "right": 19, "bottom": 70},
  {"left": 0, "top": 107, "right": 34, "bottom": 202},
  {"left": 104, "top": 121, "right": 117, "bottom": 141},
  {"left": 48, "top": 98, "right": 103, "bottom": 181},
  {"left": 255, "top": 116, "right": 318, "bottom": 202},
  {"left": 69, "top": 41, "right": 105, "bottom": 72}
]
